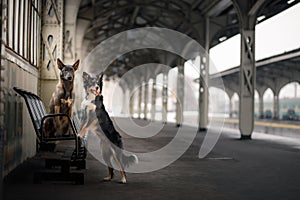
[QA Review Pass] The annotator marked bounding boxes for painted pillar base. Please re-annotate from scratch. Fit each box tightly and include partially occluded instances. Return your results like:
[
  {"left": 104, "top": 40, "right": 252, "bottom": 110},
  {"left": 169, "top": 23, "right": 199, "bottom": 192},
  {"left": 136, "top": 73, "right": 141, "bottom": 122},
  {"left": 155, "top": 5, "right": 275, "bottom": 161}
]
[
  {"left": 198, "top": 127, "right": 207, "bottom": 132},
  {"left": 176, "top": 123, "right": 182, "bottom": 127},
  {"left": 240, "top": 135, "right": 252, "bottom": 140}
]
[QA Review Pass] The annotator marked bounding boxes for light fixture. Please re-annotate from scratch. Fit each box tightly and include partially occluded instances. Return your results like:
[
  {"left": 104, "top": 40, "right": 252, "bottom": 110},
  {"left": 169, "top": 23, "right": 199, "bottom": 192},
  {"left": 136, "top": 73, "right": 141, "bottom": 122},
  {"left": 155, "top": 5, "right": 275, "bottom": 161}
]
[
  {"left": 287, "top": 0, "right": 295, "bottom": 4},
  {"left": 231, "top": 19, "right": 238, "bottom": 23},
  {"left": 218, "top": 36, "right": 227, "bottom": 42},
  {"left": 257, "top": 15, "right": 266, "bottom": 22}
]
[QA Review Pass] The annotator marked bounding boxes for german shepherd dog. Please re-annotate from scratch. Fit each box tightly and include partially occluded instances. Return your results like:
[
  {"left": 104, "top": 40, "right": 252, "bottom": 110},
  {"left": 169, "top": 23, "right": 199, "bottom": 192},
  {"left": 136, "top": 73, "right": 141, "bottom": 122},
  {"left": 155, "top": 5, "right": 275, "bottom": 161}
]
[
  {"left": 78, "top": 72, "right": 138, "bottom": 184},
  {"left": 45, "top": 58, "right": 80, "bottom": 137}
]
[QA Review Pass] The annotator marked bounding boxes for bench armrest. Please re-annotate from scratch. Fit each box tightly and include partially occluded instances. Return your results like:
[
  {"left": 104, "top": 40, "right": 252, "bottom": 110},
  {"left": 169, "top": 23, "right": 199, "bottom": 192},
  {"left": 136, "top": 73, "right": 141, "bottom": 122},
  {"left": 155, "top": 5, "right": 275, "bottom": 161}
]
[{"left": 40, "top": 113, "right": 79, "bottom": 156}]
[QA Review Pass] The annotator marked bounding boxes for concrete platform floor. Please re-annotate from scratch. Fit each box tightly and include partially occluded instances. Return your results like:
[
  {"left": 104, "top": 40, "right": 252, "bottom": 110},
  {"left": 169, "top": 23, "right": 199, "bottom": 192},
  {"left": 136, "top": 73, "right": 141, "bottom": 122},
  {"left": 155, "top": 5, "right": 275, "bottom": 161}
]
[{"left": 3, "top": 118, "right": 300, "bottom": 200}]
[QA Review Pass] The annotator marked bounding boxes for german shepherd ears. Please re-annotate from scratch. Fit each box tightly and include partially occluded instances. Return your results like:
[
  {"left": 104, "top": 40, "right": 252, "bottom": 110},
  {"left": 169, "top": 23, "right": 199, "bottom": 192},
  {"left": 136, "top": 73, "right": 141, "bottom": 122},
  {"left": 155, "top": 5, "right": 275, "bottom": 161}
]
[{"left": 57, "top": 58, "right": 80, "bottom": 71}]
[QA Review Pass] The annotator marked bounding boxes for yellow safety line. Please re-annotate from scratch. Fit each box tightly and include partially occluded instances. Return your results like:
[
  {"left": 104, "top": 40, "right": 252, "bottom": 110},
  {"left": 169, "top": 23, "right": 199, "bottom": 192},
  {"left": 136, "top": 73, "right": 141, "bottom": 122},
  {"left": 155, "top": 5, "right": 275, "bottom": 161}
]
[{"left": 211, "top": 118, "right": 300, "bottom": 130}]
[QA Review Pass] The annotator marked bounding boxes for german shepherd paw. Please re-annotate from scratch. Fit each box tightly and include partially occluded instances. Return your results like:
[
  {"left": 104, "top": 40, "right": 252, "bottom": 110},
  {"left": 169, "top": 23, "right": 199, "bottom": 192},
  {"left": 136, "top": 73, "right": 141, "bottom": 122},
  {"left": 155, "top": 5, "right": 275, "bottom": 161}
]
[
  {"left": 103, "top": 176, "right": 112, "bottom": 181},
  {"left": 120, "top": 177, "right": 127, "bottom": 184}
]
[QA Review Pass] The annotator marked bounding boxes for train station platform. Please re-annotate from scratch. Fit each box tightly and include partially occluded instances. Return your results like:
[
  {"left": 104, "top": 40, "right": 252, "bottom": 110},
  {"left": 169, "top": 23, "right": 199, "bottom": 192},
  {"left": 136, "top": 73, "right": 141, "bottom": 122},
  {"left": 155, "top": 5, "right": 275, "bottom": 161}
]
[{"left": 3, "top": 118, "right": 300, "bottom": 200}]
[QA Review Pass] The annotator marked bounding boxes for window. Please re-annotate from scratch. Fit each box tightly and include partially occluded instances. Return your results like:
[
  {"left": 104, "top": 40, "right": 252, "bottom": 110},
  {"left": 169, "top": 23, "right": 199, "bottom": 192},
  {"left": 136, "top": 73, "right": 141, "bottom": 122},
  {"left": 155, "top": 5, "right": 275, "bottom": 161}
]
[
  {"left": 7, "top": 0, "right": 14, "bottom": 48},
  {"left": 23, "top": 0, "right": 28, "bottom": 58},
  {"left": 6, "top": 0, "right": 41, "bottom": 67},
  {"left": 30, "top": 7, "right": 34, "bottom": 63},
  {"left": 14, "top": 0, "right": 19, "bottom": 52},
  {"left": 19, "top": 0, "right": 24, "bottom": 57}
]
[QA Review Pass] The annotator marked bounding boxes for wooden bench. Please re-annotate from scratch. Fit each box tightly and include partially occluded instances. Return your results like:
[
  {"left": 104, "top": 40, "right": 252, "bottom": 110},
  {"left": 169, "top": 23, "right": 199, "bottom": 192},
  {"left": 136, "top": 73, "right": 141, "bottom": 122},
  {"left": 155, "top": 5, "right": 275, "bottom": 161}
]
[{"left": 13, "top": 87, "right": 86, "bottom": 184}]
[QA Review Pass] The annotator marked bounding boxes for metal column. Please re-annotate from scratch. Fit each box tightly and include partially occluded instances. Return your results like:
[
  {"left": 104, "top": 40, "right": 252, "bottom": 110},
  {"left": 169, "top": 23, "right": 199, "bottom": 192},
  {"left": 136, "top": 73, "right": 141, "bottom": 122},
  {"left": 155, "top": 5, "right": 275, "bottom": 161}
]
[
  {"left": 138, "top": 84, "right": 142, "bottom": 119},
  {"left": 143, "top": 82, "right": 148, "bottom": 120},
  {"left": 232, "top": 0, "right": 263, "bottom": 139},
  {"left": 129, "top": 89, "right": 134, "bottom": 117},
  {"left": 151, "top": 78, "right": 157, "bottom": 121},
  {"left": 229, "top": 97, "right": 233, "bottom": 118},
  {"left": 239, "top": 27, "right": 256, "bottom": 139},
  {"left": 273, "top": 95, "right": 279, "bottom": 119},
  {"left": 0, "top": 0, "right": 4, "bottom": 196},
  {"left": 162, "top": 72, "right": 168, "bottom": 123},
  {"left": 176, "top": 65, "right": 184, "bottom": 127},
  {"left": 198, "top": 17, "right": 209, "bottom": 131},
  {"left": 122, "top": 89, "right": 129, "bottom": 116},
  {"left": 259, "top": 94, "right": 264, "bottom": 119},
  {"left": 40, "top": 0, "right": 64, "bottom": 105}
]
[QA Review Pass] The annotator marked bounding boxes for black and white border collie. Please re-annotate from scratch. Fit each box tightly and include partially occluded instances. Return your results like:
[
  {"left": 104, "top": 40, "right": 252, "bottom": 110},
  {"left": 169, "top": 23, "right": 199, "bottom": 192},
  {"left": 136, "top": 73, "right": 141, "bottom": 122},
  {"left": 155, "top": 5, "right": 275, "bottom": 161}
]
[{"left": 78, "top": 72, "right": 138, "bottom": 184}]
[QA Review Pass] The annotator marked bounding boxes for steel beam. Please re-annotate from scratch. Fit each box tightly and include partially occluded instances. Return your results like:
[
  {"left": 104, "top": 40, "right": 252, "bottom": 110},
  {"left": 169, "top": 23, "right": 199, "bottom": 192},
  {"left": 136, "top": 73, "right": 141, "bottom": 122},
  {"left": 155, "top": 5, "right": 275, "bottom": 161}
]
[
  {"left": 248, "top": 0, "right": 268, "bottom": 16},
  {"left": 130, "top": 6, "right": 140, "bottom": 26},
  {"left": 41, "top": 33, "right": 59, "bottom": 79},
  {"left": 151, "top": 78, "right": 157, "bottom": 121},
  {"left": 50, "top": 0, "right": 61, "bottom": 24},
  {"left": 205, "top": 0, "right": 232, "bottom": 17},
  {"left": 176, "top": 65, "right": 184, "bottom": 126},
  {"left": 212, "top": 49, "right": 300, "bottom": 81}
]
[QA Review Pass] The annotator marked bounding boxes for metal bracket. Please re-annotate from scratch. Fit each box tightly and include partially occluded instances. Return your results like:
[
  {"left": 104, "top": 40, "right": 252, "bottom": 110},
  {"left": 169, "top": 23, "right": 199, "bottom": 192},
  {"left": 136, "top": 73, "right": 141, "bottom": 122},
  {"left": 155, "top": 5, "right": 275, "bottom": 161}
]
[
  {"left": 50, "top": 0, "right": 61, "bottom": 25},
  {"left": 41, "top": 33, "right": 59, "bottom": 79},
  {"left": 241, "top": 30, "right": 255, "bottom": 96},
  {"left": 243, "top": 33, "right": 254, "bottom": 62},
  {"left": 243, "top": 68, "right": 253, "bottom": 95}
]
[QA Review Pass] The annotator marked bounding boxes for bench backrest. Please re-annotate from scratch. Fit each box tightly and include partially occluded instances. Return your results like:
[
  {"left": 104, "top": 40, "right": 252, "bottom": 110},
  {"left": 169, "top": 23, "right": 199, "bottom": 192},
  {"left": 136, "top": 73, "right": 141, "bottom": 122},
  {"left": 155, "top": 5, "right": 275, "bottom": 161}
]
[{"left": 13, "top": 87, "right": 47, "bottom": 140}]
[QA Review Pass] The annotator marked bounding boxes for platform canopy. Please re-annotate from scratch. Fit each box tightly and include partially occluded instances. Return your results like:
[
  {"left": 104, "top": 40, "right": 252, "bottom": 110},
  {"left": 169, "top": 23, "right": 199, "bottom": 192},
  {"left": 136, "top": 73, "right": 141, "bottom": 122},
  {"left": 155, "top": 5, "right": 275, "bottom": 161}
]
[{"left": 76, "top": 0, "right": 298, "bottom": 78}]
